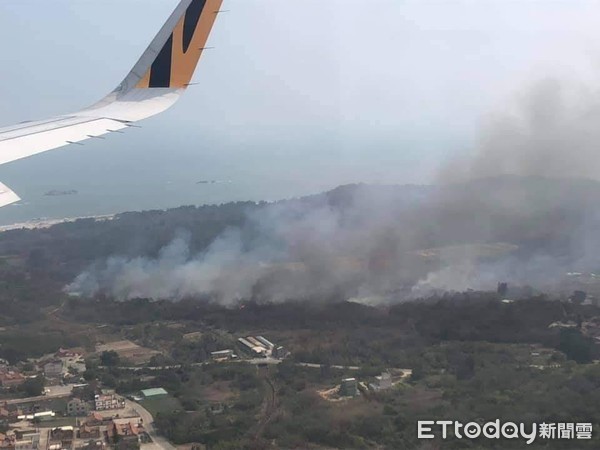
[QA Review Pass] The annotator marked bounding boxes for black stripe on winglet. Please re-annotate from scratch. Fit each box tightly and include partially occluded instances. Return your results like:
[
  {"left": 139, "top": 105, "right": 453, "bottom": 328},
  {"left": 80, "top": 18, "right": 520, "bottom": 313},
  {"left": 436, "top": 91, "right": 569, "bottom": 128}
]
[
  {"left": 149, "top": 34, "right": 174, "bottom": 88},
  {"left": 183, "top": 0, "right": 207, "bottom": 53}
]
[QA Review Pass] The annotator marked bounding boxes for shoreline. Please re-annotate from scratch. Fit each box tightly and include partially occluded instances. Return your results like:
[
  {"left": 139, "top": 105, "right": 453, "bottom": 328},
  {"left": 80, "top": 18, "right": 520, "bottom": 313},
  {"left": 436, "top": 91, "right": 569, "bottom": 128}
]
[{"left": 0, "top": 214, "right": 115, "bottom": 232}]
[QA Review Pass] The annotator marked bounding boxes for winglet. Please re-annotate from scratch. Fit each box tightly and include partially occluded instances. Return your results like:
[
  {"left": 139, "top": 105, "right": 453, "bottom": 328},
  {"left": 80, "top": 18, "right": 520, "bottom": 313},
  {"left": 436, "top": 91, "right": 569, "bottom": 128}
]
[
  {"left": 117, "top": 0, "right": 223, "bottom": 93},
  {"left": 0, "top": 182, "right": 20, "bottom": 207}
]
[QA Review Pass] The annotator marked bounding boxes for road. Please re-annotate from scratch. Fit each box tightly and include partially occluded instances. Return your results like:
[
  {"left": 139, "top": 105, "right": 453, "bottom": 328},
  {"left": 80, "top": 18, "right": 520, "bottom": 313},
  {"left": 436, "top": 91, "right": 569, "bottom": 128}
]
[
  {"left": 124, "top": 399, "right": 176, "bottom": 450},
  {"left": 296, "top": 362, "right": 361, "bottom": 370},
  {"left": 4, "top": 384, "right": 73, "bottom": 405},
  {"left": 111, "top": 358, "right": 361, "bottom": 372}
]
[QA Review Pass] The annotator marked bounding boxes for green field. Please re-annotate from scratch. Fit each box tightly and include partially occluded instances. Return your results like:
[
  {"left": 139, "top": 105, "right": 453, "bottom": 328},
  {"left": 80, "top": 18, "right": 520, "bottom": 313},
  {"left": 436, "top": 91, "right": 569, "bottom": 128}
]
[
  {"left": 139, "top": 395, "right": 183, "bottom": 417},
  {"left": 39, "top": 416, "right": 77, "bottom": 428}
]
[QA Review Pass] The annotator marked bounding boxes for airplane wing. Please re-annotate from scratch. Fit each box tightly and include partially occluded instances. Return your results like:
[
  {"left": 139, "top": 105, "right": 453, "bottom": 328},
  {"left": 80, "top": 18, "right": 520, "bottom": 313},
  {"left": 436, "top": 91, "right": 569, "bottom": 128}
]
[{"left": 0, "top": 0, "right": 223, "bottom": 206}]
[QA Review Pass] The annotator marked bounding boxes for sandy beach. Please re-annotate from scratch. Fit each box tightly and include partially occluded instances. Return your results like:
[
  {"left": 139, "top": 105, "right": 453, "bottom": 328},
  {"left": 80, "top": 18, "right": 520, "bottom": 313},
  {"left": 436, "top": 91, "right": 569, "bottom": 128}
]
[{"left": 0, "top": 214, "right": 115, "bottom": 232}]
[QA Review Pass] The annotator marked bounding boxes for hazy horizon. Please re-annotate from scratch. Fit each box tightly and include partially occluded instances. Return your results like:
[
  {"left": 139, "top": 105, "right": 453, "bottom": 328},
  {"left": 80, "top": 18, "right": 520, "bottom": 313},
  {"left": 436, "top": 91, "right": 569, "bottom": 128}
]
[{"left": 2, "top": 0, "right": 600, "bottom": 224}]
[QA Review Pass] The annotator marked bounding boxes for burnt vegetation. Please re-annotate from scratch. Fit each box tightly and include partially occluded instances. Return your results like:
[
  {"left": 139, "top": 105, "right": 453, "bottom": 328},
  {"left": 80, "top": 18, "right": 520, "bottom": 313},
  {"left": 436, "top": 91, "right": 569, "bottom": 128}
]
[{"left": 1, "top": 178, "right": 600, "bottom": 448}]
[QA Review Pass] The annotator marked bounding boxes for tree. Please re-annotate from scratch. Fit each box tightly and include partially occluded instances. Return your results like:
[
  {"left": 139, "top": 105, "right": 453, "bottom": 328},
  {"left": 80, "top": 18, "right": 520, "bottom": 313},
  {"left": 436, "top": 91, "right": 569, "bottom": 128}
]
[
  {"left": 571, "top": 290, "right": 586, "bottom": 305},
  {"left": 20, "top": 376, "right": 44, "bottom": 397},
  {"left": 558, "top": 329, "right": 593, "bottom": 364},
  {"left": 100, "top": 350, "right": 121, "bottom": 367}
]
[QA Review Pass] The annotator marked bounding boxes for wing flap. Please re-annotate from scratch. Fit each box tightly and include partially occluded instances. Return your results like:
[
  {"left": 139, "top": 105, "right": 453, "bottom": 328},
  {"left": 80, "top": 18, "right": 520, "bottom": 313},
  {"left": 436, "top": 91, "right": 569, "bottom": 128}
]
[
  {"left": 0, "top": 182, "right": 20, "bottom": 207},
  {"left": 0, "top": 118, "right": 128, "bottom": 165}
]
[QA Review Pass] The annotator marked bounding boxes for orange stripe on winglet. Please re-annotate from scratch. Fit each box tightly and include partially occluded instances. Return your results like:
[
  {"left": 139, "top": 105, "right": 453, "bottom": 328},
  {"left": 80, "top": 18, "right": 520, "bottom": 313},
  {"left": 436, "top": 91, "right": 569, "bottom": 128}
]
[{"left": 170, "top": 0, "right": 223, "bottom": 88}]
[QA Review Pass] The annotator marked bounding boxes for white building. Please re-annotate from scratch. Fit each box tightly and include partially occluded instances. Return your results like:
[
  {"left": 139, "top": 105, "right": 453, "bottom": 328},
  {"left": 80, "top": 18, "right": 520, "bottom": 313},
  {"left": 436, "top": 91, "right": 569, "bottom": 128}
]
[
  {"left": 211, "top": 350, "right": 234, "bottom": 360},
  {"left": 375, "top": 372, "right": 392, "bottom": 390},
  {"left": 237, "top": 338, "right": 265, "bottom": 356},
  {"left": 43, "top": 360, "right": 64, "bottom": 379},
  {"left": 94, "top": 394, "right": 124, "bottom": 411},
  {"left": 14, "top": 431, "right": 40, "bottom": 450},
  {"left": 256, "top": 336, "right": 275, "bottom": 349},
  {"left": 247, "top": 337, "right": 267, "bottom": 349}
]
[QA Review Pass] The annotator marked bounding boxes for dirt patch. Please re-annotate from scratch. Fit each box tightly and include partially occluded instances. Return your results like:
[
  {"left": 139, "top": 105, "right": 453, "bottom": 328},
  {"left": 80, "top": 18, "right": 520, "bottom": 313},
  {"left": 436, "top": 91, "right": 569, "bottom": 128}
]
[
  {"left": 202, "top": 381, "right": 235, "bottom": 403},
  {"left": 96, "top": 340, "right": 160, "bottom": 365},
  {"left": 182, "top": 331, "right": 203, "bottom": 342}
]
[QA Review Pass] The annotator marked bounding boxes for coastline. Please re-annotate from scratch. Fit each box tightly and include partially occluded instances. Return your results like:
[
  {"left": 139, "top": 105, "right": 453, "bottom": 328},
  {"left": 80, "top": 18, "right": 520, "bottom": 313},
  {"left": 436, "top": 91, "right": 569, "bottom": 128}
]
[{"left": 0, "top": 214, "right": 115, "bottom": 232}]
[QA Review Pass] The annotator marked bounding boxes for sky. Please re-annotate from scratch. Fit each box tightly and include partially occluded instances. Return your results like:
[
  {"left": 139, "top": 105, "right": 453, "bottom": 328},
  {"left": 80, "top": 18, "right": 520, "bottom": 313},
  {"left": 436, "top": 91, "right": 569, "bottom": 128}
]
[{"left": 1, "top": 0, "right": 600, "bottom": 221}]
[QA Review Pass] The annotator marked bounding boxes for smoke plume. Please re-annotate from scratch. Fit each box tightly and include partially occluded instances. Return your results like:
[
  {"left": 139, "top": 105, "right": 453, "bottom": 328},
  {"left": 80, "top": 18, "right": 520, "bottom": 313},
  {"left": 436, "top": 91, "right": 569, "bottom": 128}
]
[
  {"left": 68, "top": 77, "right": 600, "bottom": 303},
  {"left": 440, "top": 77, "right": 600, "bottom": 182}
]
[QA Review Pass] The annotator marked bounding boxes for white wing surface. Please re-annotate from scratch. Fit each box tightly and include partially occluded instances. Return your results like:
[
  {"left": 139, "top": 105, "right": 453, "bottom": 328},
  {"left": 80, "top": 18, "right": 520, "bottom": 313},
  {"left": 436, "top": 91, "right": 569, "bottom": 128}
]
[{"left": 0, "top": 0, "right": 223, "bottom": 206}]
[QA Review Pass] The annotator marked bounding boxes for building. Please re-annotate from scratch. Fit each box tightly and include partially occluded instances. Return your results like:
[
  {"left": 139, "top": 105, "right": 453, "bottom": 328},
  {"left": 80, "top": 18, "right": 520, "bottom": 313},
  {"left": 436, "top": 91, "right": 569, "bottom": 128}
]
[
  {"left": 67, "top": 398, "right": 91, "bottom": 416},
  {"left": 339, "top": 378, "right": 358, "bottom": 397},
  {"left": 94, "top": 394, "right": 124, "bottom": 411},
  {"left": 43, "top": 361, "right": 64, "bottom": 380},
  {"left": 140, "top": 388, "right": 168, "bottom": 398},
  {"left": 17, "top": 411, "right": 55, "bottom": 421},
  {"left": 237, "top": 338, "right": 266, "bottom": 356},
  {"left": 76, "top": 440, "right": 105, "bottom": 450},
  {"left": 49, "top": 427, "right": 73, "bottom": 450},
  {"left": 210, "top": 350, "right": 233, "bottom": 361},
  {"left": 0, "top": 371, "right": 25, "bottom": 389},
  {"left": 374, "top": 372, "right": 392, "bottom": 390},
  {"left": 78, "top": 424, "right": 101, "bottom": 439},
  {"left": 55, "top": 348, "right": 83, "bottom": 359},
  {"left": 256, "top": 336, "right": 275, "bottom": 349},
  {"left": 55, "top": 348, "right": 87, "bottom": 376},
  {"left": 0, "top": 433, "right": 15, "bottom": 450},
  {"left": 13, "top": 431, "right": 40, "bottom": 450},
  {"left": 83, "top": 412, "right": 108, "bottom": 427},
  {"left": 237, "top": 337, "right": 254, "bottom": 352},
  {"left": 208, "top": 403, "right": 225, "bottom": 415},
  {"left": 247, "top": 337, "right": 267, "bottom": 349},
  {"left": 14, "top": 439, "right": 36, "bottom": 450},
  {"left": 111, "top": 421, "right": 143, "bottom": 450},
  {"left": 0, "top": 405, "right": 21, "bottom": 424},
  {"left": 273, "top": 346, "right": 287, "bottom": 359}
]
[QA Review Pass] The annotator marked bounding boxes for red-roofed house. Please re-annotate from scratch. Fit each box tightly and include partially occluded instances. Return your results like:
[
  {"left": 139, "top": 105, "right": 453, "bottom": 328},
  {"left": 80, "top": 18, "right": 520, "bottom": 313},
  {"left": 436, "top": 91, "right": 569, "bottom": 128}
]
[{"left": 0, "top": 371, "right": 25, "bottom": 389}]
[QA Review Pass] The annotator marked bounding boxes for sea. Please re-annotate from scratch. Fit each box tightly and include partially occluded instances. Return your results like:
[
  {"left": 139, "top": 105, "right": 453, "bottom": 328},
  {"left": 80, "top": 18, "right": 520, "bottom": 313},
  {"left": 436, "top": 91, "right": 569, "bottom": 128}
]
[{"left": 0, "top": 126, "right": 450, "bottom": 227}]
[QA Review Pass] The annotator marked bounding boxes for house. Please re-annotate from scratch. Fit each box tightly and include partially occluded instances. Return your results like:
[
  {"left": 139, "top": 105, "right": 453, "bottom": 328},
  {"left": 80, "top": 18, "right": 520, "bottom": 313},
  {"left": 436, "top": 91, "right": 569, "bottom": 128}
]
[
  {"left": 76, "top": 440, "right": 105, "bottom": 450},
  {"left": 111, "top": 421, "right": 143, "bottom": 450},
  {"left": 339, "top": 378, "right": 358, "bottom": 397},
  {"left": 67, "top": 398, "right": 91, "bottom": 416},
  {"left": 13, "top": 431, "right": 39, "bottom": 450},
  {"left": 0, "top": 433, "right": 15, "bottom": 450},
  {"left": 43, "top": 361, "right": 64, "bottom": 380},
  {"left": 83, "top": 412, "right": 108, "bottom": 427},
  {"left": 0, "top": 407, "right": 10, "bottom": 423},
  {"left": 55, "top": 349, "right": 86, "bottom": 375},
  {"left": 0, "top": 371, "right": 25, "bottom": 389},
  {"left": 94, "top": 394, "right": 125, "bottom": 411},
  {"left": 374, "top": 372, "right": 392, "bottom": 390},
  {"left": 78, "top": 424, "right": 101, "bottom": 440},
  {"left": 48, "top": 427, "right": 73, "bottom": 449},
  {"left": 0, "top": 405, "right": 22, "bottom": 424}
]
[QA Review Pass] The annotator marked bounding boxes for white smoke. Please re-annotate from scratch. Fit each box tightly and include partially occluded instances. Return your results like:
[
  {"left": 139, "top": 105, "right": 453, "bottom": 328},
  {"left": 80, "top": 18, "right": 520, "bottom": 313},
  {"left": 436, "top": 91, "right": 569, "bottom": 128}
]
[{"left": 68, "top": 77, "right": 600, "bottom": 303}]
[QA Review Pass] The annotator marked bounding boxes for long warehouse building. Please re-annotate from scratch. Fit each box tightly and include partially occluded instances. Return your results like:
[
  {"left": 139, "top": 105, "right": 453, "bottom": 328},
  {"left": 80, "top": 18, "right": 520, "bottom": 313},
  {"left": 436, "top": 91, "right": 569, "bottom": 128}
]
[{"left": 256, "top": 336, "right": 275, "bottom": 348}]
